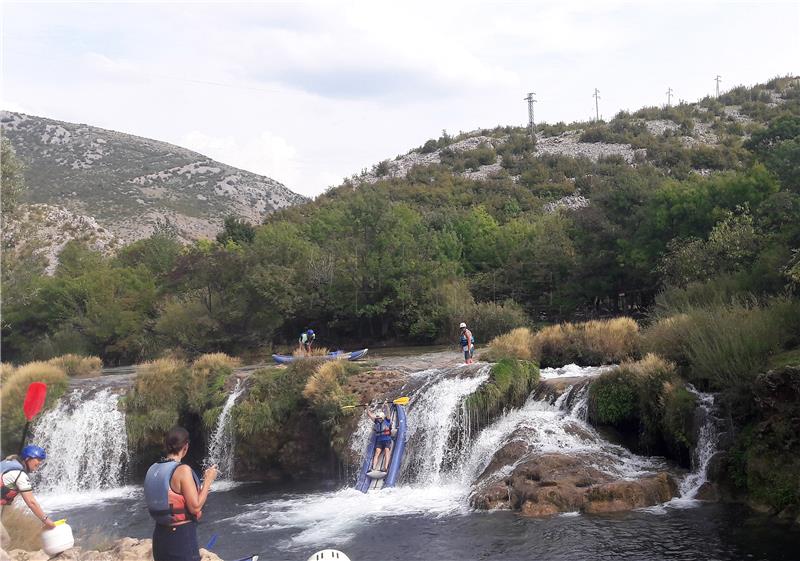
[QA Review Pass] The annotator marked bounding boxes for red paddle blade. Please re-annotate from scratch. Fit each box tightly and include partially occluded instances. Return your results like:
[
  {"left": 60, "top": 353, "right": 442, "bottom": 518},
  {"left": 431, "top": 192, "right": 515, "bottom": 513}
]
[{"left": 23, "top": 382, "right": 47, "bottom": 421}]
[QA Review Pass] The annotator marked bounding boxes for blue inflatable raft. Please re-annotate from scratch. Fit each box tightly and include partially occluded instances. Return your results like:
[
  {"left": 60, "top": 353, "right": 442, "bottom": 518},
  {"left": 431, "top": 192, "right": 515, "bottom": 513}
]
[
  {"left": 355, "top": 404, "right": 407, "bottom": 493},
  {"left": 272, "top": 348, "right": 368, "bottom": 364}
]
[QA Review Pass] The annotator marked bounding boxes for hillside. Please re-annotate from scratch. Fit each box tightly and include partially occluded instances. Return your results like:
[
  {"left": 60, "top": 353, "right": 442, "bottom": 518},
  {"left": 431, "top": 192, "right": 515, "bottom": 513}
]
[
  {"left": 0, "top": 111, "right": 306, "bottom": 243},
  {"left": 344, "top": 78, "right": 797, "bottom": 202}
]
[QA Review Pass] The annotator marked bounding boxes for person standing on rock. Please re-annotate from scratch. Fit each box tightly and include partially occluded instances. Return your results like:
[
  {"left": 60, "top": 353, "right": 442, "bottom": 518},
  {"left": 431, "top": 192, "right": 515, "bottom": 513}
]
[
  {"left": 459, "top": 322, "right": 475, "bottom": 364},
  {"left": 144, "top": 427, "right": 217, "bottom": 561},
  {"left": 1, "top": 445, "right": 57, "bottom": 544}
]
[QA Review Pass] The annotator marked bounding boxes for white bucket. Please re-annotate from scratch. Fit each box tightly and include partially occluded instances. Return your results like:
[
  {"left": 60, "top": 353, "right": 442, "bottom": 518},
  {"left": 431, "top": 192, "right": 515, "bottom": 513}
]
[{"left": 42, "top": 519, "right": 74, "bottom": 556}]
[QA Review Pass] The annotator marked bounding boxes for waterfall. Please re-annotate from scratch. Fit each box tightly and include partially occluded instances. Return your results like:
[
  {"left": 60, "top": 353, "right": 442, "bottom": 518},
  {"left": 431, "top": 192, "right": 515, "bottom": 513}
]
[
  {"left": 679, "top": 385, "right": 719, "bottom": 499},
  {"left": 30, "top": 389, "right": 128, "bottom": 493},
  {"left": 205, "top": 379, "right": 245, "bottom": 479}
]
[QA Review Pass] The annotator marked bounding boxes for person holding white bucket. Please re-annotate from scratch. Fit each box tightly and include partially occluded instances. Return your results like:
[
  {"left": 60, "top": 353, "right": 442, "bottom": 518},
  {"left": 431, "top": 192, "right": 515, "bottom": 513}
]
[{"left": 1, "top": 445, "right": 57, "bottom": 529}]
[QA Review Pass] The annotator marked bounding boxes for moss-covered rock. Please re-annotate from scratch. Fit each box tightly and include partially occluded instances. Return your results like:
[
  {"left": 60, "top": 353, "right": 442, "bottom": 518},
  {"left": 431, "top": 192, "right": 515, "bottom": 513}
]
[
  {"left": 587, "top": 354, "right": 697, "bottom": 465},
  {"left": 464, "top": 358, "right": 539, "bottom": 432},
  {"left": 726, "top": 366, "right": 800, "bottom": 518}
]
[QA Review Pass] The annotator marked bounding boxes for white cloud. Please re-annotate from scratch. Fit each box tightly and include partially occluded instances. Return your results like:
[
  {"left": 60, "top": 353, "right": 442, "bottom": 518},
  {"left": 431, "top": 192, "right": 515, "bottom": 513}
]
[{"left": 180, "top": 130, "right": 302, "bottom": 193}]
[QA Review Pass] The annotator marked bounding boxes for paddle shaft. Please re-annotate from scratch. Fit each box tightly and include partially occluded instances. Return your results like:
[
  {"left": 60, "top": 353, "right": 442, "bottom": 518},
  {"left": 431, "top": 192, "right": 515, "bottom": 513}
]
[{"left": 342, "top": 397, "right": 409, "bottom": 409}]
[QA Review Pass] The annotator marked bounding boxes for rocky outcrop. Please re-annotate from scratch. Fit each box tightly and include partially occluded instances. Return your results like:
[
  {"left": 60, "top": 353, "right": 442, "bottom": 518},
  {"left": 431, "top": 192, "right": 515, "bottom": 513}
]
[
  {"left": 2, "top": 538, "right": 221, "bottom": 561},
  {"left": 471, "top": 451, "right": 678, "bottom": 517}
]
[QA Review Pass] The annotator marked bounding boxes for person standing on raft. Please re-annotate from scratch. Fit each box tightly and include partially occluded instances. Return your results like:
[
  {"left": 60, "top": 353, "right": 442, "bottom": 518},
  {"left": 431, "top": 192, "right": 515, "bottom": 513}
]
[
  {"left": 366, "top": 407, "right": 393, "bottom": 472},
  {"left": 459, "top": 322, "right": 475, "bottom": 364},
  {"left": 144, "top": 427, "right": 218, "bottom": 561}
]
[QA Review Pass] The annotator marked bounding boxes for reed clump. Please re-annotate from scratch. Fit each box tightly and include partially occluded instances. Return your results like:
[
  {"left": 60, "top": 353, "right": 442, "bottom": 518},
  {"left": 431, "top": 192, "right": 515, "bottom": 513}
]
[
  {"left": 480, "top": 327, "right": 536, "bottom": 362},
  {"left": 303, "top": 361, "right": 359, "bottom": 428},
  {"left": 46, "top": 354, "right": 103, "bottom": 378},
  {"left": 0, "top": 361, "right": 68, "bottom": 452},
  {"left": 464, "top": 358, "right": 539, "bottom": 433}
]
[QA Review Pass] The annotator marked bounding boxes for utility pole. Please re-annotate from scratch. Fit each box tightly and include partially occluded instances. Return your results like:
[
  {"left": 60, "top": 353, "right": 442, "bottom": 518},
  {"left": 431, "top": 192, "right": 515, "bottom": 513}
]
[
  {"left": 524, "top": 92, "right": 537, "bottom": 137},
  {"left": 666, "top": 87, "right": 673, "bottom": 107},
  {"left": 593, "top": 88, "right": 601, "bottom": 121},
  {"left": 715, "top": 75, "right": 722, "bottom": 97}
]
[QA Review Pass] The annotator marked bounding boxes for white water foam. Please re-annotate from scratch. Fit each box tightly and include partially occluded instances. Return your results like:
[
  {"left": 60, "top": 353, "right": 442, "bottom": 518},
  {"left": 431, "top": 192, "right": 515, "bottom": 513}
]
[
  {"left": 30, "top": 389, "right": 128, "bottom": 494},
  {"left": 205, "top": 379, "right": 245, "bottom": 479},
  {"left": 540, "top": 363, "right": 616, "bottom": 380}
]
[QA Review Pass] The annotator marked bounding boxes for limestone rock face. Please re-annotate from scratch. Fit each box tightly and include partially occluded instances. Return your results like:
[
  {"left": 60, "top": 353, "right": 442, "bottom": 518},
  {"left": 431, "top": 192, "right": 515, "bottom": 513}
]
[
  {"left": 3, "top": 538, "right": 223, "bottom": 561},
  {"left": 471, "top": 451, "right": 679, "bottom": 517}
]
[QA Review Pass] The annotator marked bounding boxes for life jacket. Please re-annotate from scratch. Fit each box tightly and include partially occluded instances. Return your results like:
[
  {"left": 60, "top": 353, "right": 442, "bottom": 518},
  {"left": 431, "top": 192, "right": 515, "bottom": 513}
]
[
  {"left": 374, "top": 418, "right": 392, "bottom": 440},
  {"left": 144, "top": 460, "right": 201, "bottom": 526},
  {"left": 460, "top": 329, "right": 474, "bottom": 347},
  {"left": 1, "top": 459, "right": 26, "bottom": 505}
]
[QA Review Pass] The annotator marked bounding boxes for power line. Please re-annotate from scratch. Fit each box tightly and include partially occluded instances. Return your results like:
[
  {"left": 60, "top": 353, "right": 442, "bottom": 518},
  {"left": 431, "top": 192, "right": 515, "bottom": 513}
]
[
  {"left": 666, "top": 87, "right": 673, "bottom": 107},
  {"left": 593, "top": 88, "right": 601, "bottom": 121},
  {"left": 523, "top": 92, "right": 537, "bottom": 137}
]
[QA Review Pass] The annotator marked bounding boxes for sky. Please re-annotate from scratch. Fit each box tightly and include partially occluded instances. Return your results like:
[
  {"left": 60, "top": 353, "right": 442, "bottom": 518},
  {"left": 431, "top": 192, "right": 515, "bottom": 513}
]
[{"left": 1, "top": 1, "right": 798, "bottom": 197}]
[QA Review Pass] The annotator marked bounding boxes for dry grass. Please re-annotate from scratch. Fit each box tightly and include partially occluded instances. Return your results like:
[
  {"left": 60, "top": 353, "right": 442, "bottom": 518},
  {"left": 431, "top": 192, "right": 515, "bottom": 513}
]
[
  {"left": 641, "top": 314, "right": 693, "bottom": 366},
  {"left": 534, "top": 317, "right": 641, "bottom": 367},
  {"left": 292, "top": 346, "right": 330, "bottom": 358},
  {"left": 0, "top": 362, "right": 68, "bottom": 451},
  {"left": 1, "top": 504, "right": 43, "bottom": 551},
  {"left": 615, "top": 353, "right": 676, "bottom": 379},
  {"left": 480, "top": 327, "right": 537, "bottom": 362},
  {"left": 0, "top": 363, "right": 17, "bottom": 384},
  {"left": 187, "top": 353, "right": 239, "bottom": 414},
  {"left": 192, "top": 352, "right": 240, "bottom": 372},
  {"left": 46, "top": 354, "right": 103, "bottom": 378}
]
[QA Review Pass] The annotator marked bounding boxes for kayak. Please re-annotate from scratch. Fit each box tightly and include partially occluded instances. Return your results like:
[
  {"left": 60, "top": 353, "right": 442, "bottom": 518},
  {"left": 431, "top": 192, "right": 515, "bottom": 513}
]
[
  {"left": 271, "top": 348, "right": 368, "bottom": 364},
  {"left": 355, "top": 403, "right": 407, "bottom": 493}
]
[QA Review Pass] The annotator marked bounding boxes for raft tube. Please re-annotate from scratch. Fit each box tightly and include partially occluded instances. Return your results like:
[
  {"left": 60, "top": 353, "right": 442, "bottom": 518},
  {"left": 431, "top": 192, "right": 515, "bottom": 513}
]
[{"left": 355, "top": 403, "right": 407, "bottom": 493}]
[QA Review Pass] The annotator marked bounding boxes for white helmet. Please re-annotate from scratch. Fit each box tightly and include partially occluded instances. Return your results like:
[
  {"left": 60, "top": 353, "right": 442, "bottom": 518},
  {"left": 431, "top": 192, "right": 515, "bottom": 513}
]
[
  {"left": 375, "top": 410, "right": 386, "bottom": 419},
  {"left": 306, "top": 550, "right": 351, "bottom": 561},
  {"left": 459, "top": 322, "right": 467, "bottom": 328}
]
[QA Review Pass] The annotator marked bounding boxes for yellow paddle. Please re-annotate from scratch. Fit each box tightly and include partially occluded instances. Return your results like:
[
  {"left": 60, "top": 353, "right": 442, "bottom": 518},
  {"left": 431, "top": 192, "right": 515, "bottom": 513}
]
[{"left": 342, "top": 396, "right": 409, "bottom": 410}]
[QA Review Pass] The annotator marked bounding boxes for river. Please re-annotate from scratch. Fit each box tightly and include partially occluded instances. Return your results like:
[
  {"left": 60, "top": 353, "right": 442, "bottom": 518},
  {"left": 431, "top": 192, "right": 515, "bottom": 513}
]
[{"left": 28, "top": 357, "right": 800, "bottom": 561}]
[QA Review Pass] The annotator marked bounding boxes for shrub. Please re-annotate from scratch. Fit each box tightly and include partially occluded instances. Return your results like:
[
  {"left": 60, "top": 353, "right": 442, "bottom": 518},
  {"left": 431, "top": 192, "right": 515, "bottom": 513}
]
[
  {"left": 125, "top": 358, "right": 189, "bottom": 450},
  {"left": 480, "top": 327, "right": 536, "bottom": 362},
  {"left": 303, "top": 361, "right": 359, "bottom": 434},
  {"left": 589, "top": 369, "right": 639, "bottom": 426},
  {"left": 1, "top": 363, "right": 17, "bottom": 383},
  {"left": 0, "top": 362, "right": 68, "bottom": 452},
  {"left": 46, "top": 354, "right": 103, "bottom": 378}
]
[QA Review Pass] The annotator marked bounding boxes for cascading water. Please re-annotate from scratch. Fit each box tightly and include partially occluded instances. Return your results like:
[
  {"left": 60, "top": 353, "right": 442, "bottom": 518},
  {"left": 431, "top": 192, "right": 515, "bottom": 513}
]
[
  {"left": 205, "top": 379, "right": 245, "bottom": 479},
  {"left": 30, "top": 389, "right": 128, "bottom": 493},
  {"left": 678, "top": 385, "right": 719, "bottom": 499}
]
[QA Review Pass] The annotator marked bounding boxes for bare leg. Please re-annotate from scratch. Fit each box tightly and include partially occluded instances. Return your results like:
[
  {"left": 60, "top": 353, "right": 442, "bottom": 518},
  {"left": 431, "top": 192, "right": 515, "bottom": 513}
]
[
  {"left": 371, "top": 447, "right": 382, "bottom": 470},
  {"left": 382, "top": 446, "right": 393, "bottom": 471}
]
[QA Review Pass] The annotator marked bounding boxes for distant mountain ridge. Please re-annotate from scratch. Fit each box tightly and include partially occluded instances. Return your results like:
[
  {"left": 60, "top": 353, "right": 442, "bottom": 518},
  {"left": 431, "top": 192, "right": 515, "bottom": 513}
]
[{"left": 0, "top": 111, "right": 307, "bottom": 243}]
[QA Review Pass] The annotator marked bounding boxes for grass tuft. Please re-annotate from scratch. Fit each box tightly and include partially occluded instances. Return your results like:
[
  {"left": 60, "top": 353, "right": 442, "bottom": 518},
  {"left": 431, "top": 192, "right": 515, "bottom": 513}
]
[{"left": 46, "top": 354, "right": 103, "bottom": 378}]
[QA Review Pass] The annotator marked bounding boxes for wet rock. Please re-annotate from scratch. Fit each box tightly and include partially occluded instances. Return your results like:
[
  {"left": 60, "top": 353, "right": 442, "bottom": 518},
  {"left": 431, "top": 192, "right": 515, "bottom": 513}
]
[
  {"left": 694, "top": 482, "right": 719, "bottom": 502},
  {"left": 584, "top": 472, "right": 678, "bottom": 513},
  {"left": 475, "top": 440, "right": 531, "bottom": 481}
]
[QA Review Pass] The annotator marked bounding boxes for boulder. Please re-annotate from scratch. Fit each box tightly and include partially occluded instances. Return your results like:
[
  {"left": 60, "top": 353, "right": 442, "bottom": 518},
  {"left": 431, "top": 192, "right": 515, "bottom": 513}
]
[
  {"left": 4, "top": 539, "right": 223, "bottom": 561},
  {"left": 584, "top": 472, "right": 678, "bottom": 513}
]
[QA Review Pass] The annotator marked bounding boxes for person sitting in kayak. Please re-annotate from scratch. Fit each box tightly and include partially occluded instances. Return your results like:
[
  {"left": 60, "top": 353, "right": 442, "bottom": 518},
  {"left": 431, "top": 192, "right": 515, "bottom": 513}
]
[
  {"left": 367, "top": 408, "right": 393, "bottom": 471},
  {"left": 299, "top": 329, "right": 315, "bottom": 354},
  {"left": 1, "top": 445, "right": 56, "bottom": 533},
  {"left": 459, "top": 322, "right": 475, "bottom": 364}
]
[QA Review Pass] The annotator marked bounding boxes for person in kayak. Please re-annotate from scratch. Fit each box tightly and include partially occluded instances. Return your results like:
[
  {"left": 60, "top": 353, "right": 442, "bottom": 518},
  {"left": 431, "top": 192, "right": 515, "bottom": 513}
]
[
  {"left": 144, "top": 427, "right": 218, "bottom": 561},
  {"left": 367, "top": 407, "right": 393, "bottom": 471},
  {"left": 1, "top": 445, "right": 57, "bottom": 533},
  {"left": 459, "top": 322, "right": 475, "bottom": 364},
  {"left": 299, "top": 329, "right": 316, "bottom": 354}
]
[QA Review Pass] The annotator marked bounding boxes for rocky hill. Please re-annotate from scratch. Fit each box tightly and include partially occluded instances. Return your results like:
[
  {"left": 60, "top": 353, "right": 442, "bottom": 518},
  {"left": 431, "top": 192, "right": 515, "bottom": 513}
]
[
  {"left": 350, "top": 76, "right": 798, "bottom": 211},
  {"left": 0, "top": 111, "right": 306, "bottom": 243}
]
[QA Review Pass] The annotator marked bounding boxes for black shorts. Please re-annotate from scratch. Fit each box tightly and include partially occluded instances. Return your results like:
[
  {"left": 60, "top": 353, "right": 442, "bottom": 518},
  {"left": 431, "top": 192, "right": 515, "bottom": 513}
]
[
  {"left": 153, "top": 522, "right": 200, "bottom": 561},
  {"left": 376, "top": 439, "right": 392, "bottom": 450}
]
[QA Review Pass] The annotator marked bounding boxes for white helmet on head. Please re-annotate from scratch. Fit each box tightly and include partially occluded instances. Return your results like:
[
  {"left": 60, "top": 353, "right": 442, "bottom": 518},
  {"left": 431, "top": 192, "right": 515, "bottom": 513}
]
[
  {"left": 459, "top": 322, "right": 467, "bottom": 328},
  {"left": 375, "top": 410, "right": 386, "bottom": 419},
  {"left": 307, "top": 550, "right": 351, "bottom": 561}
]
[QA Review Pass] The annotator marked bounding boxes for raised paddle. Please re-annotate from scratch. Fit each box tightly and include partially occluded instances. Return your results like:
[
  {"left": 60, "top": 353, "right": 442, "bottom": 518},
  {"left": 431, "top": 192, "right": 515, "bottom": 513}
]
[
  {"left": 342, "top": 396, "right": 409, "bottom": 410},
  {"left": 19, "top": 382, "right": 47, "bottom": 454}
]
